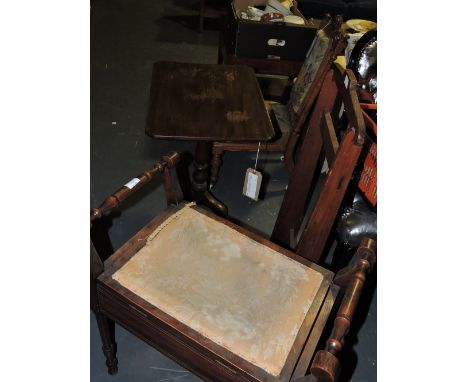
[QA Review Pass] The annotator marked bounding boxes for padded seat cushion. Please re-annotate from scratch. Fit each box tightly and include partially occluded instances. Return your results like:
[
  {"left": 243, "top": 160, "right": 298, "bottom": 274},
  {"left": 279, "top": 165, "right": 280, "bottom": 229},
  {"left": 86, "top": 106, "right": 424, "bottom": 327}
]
[{"left": 112, "top": 204, "right": 329, "bottom": 379}]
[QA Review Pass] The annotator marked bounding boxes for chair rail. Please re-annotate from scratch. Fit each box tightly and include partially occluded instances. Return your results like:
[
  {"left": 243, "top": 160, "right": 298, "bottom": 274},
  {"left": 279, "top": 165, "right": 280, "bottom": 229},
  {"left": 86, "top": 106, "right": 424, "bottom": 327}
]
[
  {"left": 90, "top": 151, "right": 182, "bottom": 223},
  {"left": 309, "top": 237, "right": 377, "bottom": 382}
]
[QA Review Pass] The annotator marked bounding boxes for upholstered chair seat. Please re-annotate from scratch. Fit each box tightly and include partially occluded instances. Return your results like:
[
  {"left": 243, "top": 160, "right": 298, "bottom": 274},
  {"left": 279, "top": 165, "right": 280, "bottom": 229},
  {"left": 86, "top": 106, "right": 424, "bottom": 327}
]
[{"left": 102, "top": 204, "right": 332, "bottom": 381}]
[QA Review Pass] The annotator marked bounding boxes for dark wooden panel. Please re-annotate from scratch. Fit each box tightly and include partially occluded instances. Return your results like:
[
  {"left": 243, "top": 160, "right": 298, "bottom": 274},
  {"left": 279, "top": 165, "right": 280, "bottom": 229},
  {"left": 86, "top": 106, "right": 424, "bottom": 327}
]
[
  {"left": 236, "top": 21, "right": 317, "bottom": 61},
  {"left": 296, "top": 129, "right": 363, "bottom": 263},
  {"left": 271, "top": 70, "right": 339, "bottom": 248},
  {"left": 221, "top": 14, "right": 302, "bottom": 77},
  {"left": 228, "top": 3, "right": 317, "bottom": 61},
  {"left": 145, "top": 62, "right": 274, "bottom": 142}
]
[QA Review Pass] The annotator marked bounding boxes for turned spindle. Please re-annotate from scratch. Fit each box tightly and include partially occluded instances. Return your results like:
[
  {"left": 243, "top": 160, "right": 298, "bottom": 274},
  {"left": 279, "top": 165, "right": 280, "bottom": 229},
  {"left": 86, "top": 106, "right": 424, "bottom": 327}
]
[
  {"left": 90, "top": 151, "right": 181, "bottom": 223},
  {"left": 310, "top": 237, "right": 376, "bottom": 382}
]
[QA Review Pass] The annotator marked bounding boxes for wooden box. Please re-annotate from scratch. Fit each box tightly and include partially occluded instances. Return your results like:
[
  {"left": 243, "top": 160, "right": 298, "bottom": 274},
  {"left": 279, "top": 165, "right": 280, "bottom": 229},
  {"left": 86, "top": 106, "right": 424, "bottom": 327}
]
[{"left": 227, "top": 0, "right": 318, "bottom": 61}]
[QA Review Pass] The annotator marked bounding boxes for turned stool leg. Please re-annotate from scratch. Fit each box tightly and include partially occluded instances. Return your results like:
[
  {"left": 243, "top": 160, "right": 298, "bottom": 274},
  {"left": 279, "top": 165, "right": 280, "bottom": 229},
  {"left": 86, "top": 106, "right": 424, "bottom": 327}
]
[
  {"left": 94, "top": 311, "right": 118, "bottom": 375},
  {"left": 210, "top": 147, "right": 224, "bottom": 189}
]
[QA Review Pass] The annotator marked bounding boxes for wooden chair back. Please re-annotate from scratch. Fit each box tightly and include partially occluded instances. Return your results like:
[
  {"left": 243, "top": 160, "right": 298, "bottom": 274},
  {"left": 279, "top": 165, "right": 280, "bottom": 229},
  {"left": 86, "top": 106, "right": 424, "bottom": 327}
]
[
  {"left": 284, "top": 16, "right": 348, "bottom": 173},
  {"left": 271, "top": 66, "right": 366, "bottom": 263}
]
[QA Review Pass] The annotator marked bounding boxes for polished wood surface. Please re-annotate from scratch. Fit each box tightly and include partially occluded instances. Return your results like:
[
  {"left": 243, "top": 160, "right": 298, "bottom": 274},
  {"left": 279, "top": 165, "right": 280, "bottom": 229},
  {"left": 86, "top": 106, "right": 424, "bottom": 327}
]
[
  {"left": 145, "top": 61, "right": 275, "bottom": 215},
  {"left": 145, "top": 61, "right": 275, "bottom": 142},
  {"left": 90, "top": 151, "right": 183, "bottom": 223}
]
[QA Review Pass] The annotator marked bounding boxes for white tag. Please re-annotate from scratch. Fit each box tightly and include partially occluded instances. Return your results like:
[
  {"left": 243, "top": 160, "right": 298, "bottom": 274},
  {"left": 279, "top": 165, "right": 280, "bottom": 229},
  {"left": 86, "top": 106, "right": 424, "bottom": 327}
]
[
  {"left": 246, "top": 172, "right": 258, "bottom": 198},
  {"left": 124, "top": 178, "right": 140, "bottom": 189},
  {"left": 242, "top": 168, "right": 262, "bottom": 201},
  {"left": 344, "top": 74, "right": 350, "bottom": 88}
]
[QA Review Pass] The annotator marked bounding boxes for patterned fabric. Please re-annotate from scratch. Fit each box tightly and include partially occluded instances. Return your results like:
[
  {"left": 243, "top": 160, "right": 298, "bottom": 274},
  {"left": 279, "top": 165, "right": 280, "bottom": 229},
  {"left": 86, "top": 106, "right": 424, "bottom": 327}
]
[{"left": 287, "top": 29, "right": 331, "bottom": 123}]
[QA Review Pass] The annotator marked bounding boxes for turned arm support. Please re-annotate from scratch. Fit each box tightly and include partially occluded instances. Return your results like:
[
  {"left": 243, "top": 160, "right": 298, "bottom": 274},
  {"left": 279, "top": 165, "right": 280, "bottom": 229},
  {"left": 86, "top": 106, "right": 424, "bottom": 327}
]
[
  {"left": 90, "top": 151, "right": 183, "bottom": 223},
  {"left": 90, "top": 152, "right": 183, "bottom": 310},
  {"left": 308, "top": 237, "right": 377, "bottom": 382}
]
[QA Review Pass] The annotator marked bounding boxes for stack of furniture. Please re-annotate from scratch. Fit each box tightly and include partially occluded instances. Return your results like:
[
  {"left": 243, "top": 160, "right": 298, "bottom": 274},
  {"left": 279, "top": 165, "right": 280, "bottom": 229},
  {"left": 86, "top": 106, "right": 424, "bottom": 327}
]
[{"left": 90, "top": 68, "right": 376, "bottom": 382}]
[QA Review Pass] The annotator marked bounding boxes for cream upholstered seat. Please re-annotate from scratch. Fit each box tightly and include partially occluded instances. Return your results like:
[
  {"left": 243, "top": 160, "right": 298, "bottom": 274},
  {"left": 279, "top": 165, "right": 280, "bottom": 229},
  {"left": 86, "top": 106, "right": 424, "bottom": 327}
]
[{"left": 111, "top": 204, "right": 331, "bottom": 380}]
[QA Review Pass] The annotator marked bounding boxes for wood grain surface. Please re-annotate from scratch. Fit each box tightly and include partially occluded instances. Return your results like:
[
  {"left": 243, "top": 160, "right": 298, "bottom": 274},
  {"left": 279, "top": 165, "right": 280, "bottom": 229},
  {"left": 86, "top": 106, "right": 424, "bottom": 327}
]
[{"left": 146, "top": 62, "right": 275, "bottom": 142}]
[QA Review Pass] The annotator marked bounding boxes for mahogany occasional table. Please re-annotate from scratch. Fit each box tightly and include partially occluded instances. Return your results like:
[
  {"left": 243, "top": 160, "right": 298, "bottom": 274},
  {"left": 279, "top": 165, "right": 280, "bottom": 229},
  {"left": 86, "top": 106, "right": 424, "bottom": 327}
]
[{"left": 145, "top": 61, "right": 275, "bottom": 215}]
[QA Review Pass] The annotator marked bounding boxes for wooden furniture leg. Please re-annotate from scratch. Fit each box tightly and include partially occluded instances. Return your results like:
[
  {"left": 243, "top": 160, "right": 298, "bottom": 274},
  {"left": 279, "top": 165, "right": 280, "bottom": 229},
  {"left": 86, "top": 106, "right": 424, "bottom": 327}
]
[
  {"left": 309, "top": 238, "right": 376, "bottom": 382},
  {"left": 192, "top": 141, "right": 228, "bottom": 215},
  {"left": 94, "top": 311, "right": 118, "bottom": 375},
  {"left": 91, "top": 238, "right": 118, "bottom": 375},
  {"left": 192, "top": 140, "right": 211, "bottom": 194},
  {"left": 209, "top": 146, "right": 224, "bottom": 188}
]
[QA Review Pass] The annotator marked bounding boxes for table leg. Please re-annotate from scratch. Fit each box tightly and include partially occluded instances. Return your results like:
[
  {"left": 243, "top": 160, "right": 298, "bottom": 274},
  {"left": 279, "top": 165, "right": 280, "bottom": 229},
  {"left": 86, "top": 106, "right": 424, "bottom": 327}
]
[{"left": 192, "top": 141, "right": 228, "bottom": 216}]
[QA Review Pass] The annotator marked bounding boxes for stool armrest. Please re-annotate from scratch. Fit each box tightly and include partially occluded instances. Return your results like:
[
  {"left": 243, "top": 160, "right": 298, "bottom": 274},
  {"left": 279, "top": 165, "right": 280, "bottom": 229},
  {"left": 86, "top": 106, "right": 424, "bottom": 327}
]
[
  {"left": 308, "top": 237, "right": 376, "bottom": 382},
  {"left": 90, "top": 151, "right": 183, "bottom": 223}
]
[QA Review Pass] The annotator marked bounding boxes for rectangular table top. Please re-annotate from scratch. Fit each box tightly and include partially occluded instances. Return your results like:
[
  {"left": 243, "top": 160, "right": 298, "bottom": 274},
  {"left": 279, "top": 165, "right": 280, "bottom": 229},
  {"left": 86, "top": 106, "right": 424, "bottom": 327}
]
[{"left": 145, "top": 61, "right": 275, "bottom": 142}]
